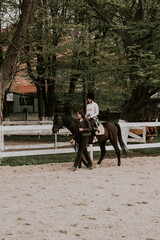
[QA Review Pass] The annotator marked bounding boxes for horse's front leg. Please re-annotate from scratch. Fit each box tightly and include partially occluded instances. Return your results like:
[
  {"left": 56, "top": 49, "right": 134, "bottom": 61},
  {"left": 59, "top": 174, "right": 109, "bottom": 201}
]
[{"left": 97, "top": 142, "right": 106, "bottom": 167}]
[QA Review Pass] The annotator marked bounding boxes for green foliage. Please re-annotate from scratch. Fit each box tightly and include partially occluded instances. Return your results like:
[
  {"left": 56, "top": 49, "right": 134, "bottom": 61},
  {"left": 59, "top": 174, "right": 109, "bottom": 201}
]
[
  {"left": 84, "top": 0, "right": 160, "bottom": 119},
  {"left": 2, "top": 0, "right": 160, "bottom": 119}
]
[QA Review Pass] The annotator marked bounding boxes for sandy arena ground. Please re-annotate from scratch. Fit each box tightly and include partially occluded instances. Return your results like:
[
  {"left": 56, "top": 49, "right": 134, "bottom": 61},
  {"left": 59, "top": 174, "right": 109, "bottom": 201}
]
[{"left": 0, "top": 156, "right": 160, "bottom": 240}]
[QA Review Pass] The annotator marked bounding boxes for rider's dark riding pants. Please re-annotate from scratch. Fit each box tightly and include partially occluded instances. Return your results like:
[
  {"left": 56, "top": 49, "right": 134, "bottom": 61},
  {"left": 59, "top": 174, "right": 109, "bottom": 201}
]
[
  {"left": 90, "top": 118, "right": 96, "bottom": 128},
  {"left": 90, "top": 118, "right": 98, "bottom": 136}
]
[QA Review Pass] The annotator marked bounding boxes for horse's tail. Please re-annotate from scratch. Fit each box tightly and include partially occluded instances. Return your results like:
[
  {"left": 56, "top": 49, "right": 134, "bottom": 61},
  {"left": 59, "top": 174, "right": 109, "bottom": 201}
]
[{"left": 114, "top": 123, "right": 128, "bottom": 155}]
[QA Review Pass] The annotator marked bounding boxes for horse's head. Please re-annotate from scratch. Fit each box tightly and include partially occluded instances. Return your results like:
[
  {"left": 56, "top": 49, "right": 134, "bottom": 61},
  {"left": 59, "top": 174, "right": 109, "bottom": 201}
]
[{"left": 52, "top": 114, "right": 63, "bottom": 134}]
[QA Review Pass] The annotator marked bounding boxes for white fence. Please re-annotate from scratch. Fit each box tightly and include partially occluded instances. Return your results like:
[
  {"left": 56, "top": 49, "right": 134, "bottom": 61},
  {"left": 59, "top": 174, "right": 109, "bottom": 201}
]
[{"left": 0, "top": 121, "right": 160, "bottom": 159}]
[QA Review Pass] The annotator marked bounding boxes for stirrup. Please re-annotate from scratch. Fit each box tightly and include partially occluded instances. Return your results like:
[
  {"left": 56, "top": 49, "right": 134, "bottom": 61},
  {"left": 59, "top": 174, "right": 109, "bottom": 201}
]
[{"left": 93, "top": 127, "right": 99, "bottom": 133}]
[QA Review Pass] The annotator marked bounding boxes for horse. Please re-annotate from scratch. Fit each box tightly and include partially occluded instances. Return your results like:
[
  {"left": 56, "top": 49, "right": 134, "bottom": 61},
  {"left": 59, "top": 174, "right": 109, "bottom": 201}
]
[{"left": 52, "top": 114, "right": 127, "bottom": 167}]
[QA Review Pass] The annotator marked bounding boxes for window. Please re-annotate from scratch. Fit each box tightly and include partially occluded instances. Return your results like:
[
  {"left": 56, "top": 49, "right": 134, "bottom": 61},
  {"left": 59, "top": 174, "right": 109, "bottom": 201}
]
[{"left": 19, "top": 95, "right": 34, "bottom": 105}]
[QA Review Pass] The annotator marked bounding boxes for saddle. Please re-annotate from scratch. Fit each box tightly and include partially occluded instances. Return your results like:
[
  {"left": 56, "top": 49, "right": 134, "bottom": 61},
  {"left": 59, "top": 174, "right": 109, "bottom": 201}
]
[{"left": 95, "top": 123, "right": 105, "bottom": 135}]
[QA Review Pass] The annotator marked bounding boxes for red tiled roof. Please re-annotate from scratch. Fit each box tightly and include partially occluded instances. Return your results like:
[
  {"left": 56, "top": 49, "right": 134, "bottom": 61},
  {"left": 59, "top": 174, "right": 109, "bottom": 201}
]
[
  {"left": 10, "top": 67, "right": 37, "bottom": 94},
  {"left": 10, "top": 85, "right": 37, "bottom": 94}
]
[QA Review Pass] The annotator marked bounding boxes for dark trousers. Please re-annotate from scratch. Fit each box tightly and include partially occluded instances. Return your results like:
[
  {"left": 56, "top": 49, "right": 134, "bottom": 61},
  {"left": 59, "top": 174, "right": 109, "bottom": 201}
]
[
  {"left": 74, "top": 137, "right": 92, "bottom": 168},
  {"left": 90, "top": 118, "right": 96, "bottom": 128},
  {"left": 89, "top": 118, "right": 96, "bottom": 137}
]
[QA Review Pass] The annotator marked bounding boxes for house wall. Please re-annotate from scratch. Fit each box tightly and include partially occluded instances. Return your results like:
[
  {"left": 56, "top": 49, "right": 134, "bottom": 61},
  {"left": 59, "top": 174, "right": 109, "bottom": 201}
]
[
  {"left": 3, "top": 93, "right": 39, "bottom": 121},
  {"left": 13, "top": 94, "right": 38, "bottom": 113},
  {"left": 34, "top": 98, "right": 38, "bottom": 112}
]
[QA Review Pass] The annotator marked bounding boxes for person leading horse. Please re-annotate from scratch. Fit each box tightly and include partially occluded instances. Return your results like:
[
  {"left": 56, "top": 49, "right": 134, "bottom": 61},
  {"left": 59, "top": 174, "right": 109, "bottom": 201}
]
[{"left": 70, "top": 108, "right": 93, "bottom": 171}]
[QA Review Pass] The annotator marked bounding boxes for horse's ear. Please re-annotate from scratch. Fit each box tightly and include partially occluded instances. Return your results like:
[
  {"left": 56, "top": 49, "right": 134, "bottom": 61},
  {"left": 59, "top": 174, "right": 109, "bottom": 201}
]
[
  {"left": 52, "top": 113, "right": 57, "bottom": 120},
  {"left": 57, "top": 114, "right": 62, "bottom": 120}
]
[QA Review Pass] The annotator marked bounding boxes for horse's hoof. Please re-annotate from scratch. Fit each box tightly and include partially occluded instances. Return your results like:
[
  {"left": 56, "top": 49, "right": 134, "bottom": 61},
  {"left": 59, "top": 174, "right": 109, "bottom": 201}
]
[{"left": 96, "top": 164, "right": 100, "bottom": 168}]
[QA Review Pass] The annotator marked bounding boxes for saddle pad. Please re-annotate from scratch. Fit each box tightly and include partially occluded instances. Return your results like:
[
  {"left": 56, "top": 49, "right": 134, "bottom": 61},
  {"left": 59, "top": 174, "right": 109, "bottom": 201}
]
[{"left": 95, "top": 123, "right": 105, "bottom": 135}]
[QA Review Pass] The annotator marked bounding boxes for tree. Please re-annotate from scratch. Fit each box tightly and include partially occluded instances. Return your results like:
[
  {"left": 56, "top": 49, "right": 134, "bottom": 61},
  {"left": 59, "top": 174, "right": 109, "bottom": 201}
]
[
  {"left": 23, "top": 0, "right": 75, "bottom": 118},
  {"left": 0, "top": 0, "right": 37, "bottom": 124},
  {"left": 21, "top": 0, "right": 124, "bottom": 117},
  {"left": 85, "top": 0, "right": 160, "bottom": 121},
  {"left": 62, "top": 1, "right": 111, "bottom": 114}
]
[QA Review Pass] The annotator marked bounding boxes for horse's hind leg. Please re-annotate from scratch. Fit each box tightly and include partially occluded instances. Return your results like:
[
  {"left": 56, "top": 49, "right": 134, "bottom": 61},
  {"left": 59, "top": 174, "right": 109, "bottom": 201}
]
[
  {"left": 115, "top": 147, "right": 121, "bottom": 166},
  {"left": 110, "top": 140, "right": 121, "bottom": 166},
  {"left": 97, "top": 141, "right": 106, "bottom": 166}
]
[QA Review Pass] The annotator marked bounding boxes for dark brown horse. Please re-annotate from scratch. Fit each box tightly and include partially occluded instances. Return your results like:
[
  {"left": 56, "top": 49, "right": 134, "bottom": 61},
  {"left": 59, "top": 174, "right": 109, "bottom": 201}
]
[{"left": 52, "top": 114, "right": 127, "bottom": 167}]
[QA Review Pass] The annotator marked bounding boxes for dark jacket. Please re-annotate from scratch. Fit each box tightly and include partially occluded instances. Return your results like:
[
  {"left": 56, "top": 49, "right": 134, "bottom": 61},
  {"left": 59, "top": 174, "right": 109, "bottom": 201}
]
[{"left": 73, "top": 118, "right": 92, "bottom": 140}]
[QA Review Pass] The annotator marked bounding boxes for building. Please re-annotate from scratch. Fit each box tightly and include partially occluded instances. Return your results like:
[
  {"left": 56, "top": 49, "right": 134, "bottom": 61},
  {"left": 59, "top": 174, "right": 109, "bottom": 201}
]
[{"left": 3, "top": 76, "right": 38, "bottom": 121}]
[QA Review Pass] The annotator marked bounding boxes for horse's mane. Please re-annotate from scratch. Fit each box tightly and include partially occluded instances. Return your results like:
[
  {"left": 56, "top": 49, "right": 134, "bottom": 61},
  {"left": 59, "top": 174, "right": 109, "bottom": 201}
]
[{"left": 61, "top": 115, "right": 78, "bottom": 126}]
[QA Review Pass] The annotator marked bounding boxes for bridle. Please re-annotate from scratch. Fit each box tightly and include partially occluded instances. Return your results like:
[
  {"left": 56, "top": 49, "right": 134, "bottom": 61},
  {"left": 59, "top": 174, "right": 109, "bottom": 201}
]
[{"left": 52, "top": 116, "right": 63, "bottom": 134}]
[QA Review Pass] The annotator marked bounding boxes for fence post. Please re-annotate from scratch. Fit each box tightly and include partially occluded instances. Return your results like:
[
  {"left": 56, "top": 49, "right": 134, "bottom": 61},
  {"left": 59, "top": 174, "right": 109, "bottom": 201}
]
[
  {"left": 0, "top": 126, "right": 4, "bottom": 162},
  {"left": 54, "top": 134, "right": 57, "bottom": 148},
  {"left": 89, "top": 144, "right": 93, "bottom": 160},
  {"left": 142, "top": 127, "right": 146, "bottom": 142}
]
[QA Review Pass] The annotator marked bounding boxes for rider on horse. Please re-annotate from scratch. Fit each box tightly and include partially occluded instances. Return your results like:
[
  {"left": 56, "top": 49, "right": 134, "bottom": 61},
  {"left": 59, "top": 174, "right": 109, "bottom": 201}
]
[{"left": 86, "top": 92, "right": 99, "bottom": 141}]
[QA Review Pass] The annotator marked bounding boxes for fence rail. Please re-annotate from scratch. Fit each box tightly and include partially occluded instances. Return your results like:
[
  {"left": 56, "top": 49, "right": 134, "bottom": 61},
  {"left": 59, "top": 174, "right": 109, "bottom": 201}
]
[{"left": 0, "top": 121, "right": 160, "bottom": 159}]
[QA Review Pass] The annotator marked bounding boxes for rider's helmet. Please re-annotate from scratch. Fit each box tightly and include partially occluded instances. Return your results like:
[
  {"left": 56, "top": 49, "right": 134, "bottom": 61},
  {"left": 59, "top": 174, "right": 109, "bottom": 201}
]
[{"left": 87, "top": 92, "right": 94, "bottom": 100}]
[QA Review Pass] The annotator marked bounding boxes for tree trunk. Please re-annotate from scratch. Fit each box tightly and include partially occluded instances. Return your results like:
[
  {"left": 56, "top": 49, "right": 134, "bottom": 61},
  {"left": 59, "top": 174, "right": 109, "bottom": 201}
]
[
  {"left": 36, "top": 84, "right": 44, "bottom": 120},
  {"left": 65, "top": 53, "right": 81, "bottom": 115},
  {"left": 0, "top": 75, "right": 4, "bottom": 125},
  {"left": 120, "top": 86, "right": 155, "bottom": 121},
  {"left": 0, "top": 0, "right": 37, "bottom": 124}
]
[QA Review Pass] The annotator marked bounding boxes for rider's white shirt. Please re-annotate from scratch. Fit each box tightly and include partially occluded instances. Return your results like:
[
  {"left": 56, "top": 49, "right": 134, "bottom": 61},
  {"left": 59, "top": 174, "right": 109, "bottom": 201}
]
[{"left": 86, "top": 101, "right": 99, "bottom": 118}]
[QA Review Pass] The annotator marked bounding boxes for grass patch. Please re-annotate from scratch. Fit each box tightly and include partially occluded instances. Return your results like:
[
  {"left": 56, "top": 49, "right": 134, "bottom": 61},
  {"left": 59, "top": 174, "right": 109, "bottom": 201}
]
[
  {"left": 0, "top": 153, "right": 76, "bottom": 166},
  {"left": 4, "top": 134, "right": 72, "bottom": 142},
  {"left": 1, "top": 148, "right": 160, "bottom": 167}
]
